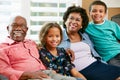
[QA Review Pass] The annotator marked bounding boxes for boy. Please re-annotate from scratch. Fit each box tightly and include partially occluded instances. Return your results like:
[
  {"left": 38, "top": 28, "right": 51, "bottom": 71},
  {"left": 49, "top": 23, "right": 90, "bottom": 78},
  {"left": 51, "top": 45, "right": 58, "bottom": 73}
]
[{"left": 86, "top": 1, "right": 120, "bottom": 67}]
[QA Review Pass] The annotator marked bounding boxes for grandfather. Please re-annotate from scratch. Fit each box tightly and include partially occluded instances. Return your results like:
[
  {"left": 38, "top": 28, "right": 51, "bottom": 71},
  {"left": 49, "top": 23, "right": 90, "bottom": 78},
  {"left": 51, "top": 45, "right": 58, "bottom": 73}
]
[{"left": 0, "top": 16, "right": 49, "bottom": 80}]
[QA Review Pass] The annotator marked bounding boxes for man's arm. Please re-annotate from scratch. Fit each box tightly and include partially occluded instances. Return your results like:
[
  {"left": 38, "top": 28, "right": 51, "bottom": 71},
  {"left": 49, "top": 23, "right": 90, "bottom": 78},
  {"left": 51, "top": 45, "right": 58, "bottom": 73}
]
[
  {"left": 0, "top": 49, "right": 50, "bottom": 80},
  {"left": 19, "top": 71, "right": 50, "bottom": 80},
  {"left": 0, "top": 49, "right": 24, "bottom": 79}
]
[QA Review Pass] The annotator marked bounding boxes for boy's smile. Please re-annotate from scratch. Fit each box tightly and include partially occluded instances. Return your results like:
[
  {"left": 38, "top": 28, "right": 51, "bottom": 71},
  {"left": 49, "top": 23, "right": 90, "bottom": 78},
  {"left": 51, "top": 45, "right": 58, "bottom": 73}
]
[{"left": 90, "top": 5, "right": 106, "bottom": 24}]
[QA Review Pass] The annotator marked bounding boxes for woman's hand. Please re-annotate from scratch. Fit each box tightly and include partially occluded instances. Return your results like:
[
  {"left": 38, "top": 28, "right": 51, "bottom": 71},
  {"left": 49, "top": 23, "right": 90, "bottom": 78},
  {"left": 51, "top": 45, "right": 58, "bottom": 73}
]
[{"left": 65, "top": 48, "right": 75, "bottom": 61}]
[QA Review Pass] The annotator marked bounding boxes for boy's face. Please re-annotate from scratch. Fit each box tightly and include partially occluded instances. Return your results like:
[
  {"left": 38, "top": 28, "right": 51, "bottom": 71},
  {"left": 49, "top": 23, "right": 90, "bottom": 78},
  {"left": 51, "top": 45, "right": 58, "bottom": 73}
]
[{"left": 89, "top": 5, "right": 106, "bottom": 24}]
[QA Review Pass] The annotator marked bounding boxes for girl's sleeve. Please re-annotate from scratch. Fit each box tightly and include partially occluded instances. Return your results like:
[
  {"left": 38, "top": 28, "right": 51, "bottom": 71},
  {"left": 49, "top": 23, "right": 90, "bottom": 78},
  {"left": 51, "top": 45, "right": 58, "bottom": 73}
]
[
  {"left": 39, "top": 50, "right": 50, "bottom": 68},
  {"left": 61, "top": 48, "right": 75, "bottom": 71}
]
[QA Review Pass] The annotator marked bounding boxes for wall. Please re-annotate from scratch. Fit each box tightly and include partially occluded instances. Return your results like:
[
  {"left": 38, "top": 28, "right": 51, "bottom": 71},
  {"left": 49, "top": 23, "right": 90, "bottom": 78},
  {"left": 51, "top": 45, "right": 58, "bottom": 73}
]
[
  {"left": 108, "top": 8, "right": 120, "bottom": 20},
  {"left": 82, "top": 0, "right": 95, "bottom": 21},
  {"left": 102, "top": 0, "right": 120, "bottom": 20}
]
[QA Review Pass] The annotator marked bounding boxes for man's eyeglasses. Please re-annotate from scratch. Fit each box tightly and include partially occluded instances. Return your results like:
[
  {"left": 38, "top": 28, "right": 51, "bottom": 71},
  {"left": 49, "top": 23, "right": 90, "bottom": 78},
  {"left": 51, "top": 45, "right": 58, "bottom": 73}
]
[{"left": 10, "top": 24, "right": 27, "bottom": 29}]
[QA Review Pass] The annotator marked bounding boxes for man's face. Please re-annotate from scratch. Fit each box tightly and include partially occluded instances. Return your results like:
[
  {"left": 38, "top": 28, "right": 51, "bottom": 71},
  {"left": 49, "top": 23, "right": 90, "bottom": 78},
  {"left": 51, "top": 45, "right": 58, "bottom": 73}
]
[{"left": 8, "top": 16, "right": 28, "bottom": 42}]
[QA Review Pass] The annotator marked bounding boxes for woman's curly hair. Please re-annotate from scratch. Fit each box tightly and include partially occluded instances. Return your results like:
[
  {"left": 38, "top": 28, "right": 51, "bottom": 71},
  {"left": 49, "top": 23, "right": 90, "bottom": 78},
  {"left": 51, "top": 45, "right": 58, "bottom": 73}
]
[{"left": 63, "top": 5, "right": 89, "bottom": 33}]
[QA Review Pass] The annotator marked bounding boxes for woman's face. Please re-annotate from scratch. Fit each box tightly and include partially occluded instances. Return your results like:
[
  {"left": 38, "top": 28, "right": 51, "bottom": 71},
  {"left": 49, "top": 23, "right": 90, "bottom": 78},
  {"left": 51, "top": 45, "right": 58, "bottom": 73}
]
[{"left": 65, "top": 12, "right": 83, "bottom": 33}]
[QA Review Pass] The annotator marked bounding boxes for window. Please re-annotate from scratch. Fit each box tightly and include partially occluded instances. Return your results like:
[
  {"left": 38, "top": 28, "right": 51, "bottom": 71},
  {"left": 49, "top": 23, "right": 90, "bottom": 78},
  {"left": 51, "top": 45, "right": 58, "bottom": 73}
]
[
  {"left": 0, "top": 0, "right": 81, "bottom": 43},
  {"left": 0, "top": 0, "right": 21, "bottom": 42}
]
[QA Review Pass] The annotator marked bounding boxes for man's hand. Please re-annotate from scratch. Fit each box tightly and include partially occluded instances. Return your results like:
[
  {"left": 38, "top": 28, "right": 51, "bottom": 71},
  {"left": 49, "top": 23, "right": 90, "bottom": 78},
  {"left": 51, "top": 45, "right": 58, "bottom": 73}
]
[
  {"left": 65, "top": 48, "right": 75, "bottom": 61},
  {"left": 19, "top": 70, "right": 50, "bottom": 80}
]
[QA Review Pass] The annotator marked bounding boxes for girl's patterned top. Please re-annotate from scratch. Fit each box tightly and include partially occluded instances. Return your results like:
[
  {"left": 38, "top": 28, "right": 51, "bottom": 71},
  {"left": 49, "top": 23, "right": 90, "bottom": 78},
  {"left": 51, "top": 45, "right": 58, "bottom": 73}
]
[{"left": 39, "top": 47, "right": 75, "bottom": 76}]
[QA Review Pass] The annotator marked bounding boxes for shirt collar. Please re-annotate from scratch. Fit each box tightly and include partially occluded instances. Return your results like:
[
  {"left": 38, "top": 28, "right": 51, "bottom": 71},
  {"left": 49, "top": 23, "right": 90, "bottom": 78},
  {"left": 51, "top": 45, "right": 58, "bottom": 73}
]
[
  {"left": 62, "top": 29, "right": 85, "bottom": 41},
  {"left": 3, "top": 36, "right": 28, "bottom": 45},
  {"left": 91, "top": 19, "right": 105, "bottom": 25},
  {"left": 62, "top": 29, "right": 69, "bottom": 41}
]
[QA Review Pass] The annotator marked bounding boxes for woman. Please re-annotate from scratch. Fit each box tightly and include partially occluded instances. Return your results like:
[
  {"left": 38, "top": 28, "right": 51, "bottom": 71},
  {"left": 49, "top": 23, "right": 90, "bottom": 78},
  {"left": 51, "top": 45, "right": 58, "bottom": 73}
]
[{"left": 58, "top": 5, "right": 120, "bottom": 80}]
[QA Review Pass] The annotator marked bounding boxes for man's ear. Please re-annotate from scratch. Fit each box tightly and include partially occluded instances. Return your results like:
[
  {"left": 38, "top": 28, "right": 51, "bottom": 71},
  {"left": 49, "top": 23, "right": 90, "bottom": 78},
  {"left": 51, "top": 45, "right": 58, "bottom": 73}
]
[
  {"left": 7, "top": 26, "right": 9, "bottom": 31},
  {"left": 26, "top": 27, "right": 28, "bottom": 32}
]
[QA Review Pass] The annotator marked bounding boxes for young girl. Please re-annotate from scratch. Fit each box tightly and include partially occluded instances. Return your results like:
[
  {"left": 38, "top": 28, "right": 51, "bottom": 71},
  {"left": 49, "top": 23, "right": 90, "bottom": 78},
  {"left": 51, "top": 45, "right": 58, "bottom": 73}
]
[{"left": 39, "top": 22, "right": 86, "bottom": 80}]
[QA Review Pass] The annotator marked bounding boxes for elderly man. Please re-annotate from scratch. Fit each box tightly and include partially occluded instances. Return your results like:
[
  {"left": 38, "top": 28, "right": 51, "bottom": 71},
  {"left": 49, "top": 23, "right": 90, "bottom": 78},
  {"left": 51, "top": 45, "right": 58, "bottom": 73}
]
[{"left": 0, "top": 16, "right": 50, "bottom": 80}]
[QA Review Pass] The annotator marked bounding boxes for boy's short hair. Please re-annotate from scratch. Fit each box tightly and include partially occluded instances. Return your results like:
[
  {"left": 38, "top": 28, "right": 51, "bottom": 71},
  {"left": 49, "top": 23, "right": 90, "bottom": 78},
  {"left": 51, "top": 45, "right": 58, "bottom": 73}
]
[{"left": 89, "top": 1, "right": 107, "bottom": 13}]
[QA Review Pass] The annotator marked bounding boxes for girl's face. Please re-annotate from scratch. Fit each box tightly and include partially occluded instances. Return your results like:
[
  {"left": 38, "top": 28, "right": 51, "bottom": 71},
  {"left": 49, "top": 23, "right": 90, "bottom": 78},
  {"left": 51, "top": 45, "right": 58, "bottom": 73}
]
[
  {"left": 45, "top": 27, "right": 61, "bottom": 49},
  {"left": 65, "top": 12, "right": 83, "bottom": 33},
  {"left": 89, "top": 5, "right": 106, "bottom": 24}
]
